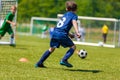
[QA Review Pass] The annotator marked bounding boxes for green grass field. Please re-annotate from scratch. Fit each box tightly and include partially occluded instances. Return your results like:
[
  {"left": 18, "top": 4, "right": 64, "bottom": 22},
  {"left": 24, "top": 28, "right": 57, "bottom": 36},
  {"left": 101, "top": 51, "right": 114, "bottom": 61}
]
[{"left": 0, "top": 35, "right": 120, "bottom": 80}]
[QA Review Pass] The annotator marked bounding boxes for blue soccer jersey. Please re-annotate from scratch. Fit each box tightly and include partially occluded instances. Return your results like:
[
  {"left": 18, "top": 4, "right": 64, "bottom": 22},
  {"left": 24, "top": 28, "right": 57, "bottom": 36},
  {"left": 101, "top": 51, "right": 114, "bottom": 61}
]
[
  {"left": 50, "top": 12, "right": 78, "bottom": 48},
  {"left": 54, "top": 12, "right": 78, "bottom": 35}
]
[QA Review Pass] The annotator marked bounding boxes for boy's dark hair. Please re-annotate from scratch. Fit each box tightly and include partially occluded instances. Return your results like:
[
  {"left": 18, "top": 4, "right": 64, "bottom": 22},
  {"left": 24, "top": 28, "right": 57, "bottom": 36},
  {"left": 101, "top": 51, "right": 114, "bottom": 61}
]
[{"left": 66, "top": 1, "right": 77, "bottom": 11}]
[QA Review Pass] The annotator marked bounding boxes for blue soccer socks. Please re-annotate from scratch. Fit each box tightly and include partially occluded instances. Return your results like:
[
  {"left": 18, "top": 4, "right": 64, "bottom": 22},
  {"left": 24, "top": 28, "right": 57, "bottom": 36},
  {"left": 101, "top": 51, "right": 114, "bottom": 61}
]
[
  {"left": 37, "top": 50, "right": 51, "bottom": 66},
  {"left": 59, "top": 48, "right": 74, "bottom": 67},
  {"left": 62, "top": 48, "right": 74, "bottom": 61},
  {"left": 36, "top": 48, "right": 75, "bottom": 68}
]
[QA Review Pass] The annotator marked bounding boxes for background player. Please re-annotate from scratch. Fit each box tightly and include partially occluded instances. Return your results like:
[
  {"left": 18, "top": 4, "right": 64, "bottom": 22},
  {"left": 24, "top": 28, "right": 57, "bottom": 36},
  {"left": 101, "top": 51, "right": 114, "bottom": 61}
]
[
  {"left": 35, "top": 1, "right": 80, "bottom": 68},
  {"left": 102, "top": 24, "right": 109, "bottom": 43},
  {"left": 0, "top": 5, "right": 16, "bottom": 46}
]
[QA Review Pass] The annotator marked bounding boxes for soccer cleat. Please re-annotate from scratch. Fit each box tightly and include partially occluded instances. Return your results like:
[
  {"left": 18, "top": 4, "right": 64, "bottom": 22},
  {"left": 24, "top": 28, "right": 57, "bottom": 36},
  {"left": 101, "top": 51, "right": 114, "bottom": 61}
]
[
  {"left": 60, "top": 60, "right": 73, "bottom": 68},
  {"left": 10, "top": 44, "right": 16, "bottom": 47},
  {"left": 35, "top": 64, "right": 46, "bottom": 68}
]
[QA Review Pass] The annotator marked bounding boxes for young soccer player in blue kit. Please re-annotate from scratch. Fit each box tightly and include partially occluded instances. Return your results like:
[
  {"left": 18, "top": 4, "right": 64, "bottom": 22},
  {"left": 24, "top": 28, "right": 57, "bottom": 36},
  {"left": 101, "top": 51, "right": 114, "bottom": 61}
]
[{"left": 35, "top": 1, "right": 80, "bottom": 68}]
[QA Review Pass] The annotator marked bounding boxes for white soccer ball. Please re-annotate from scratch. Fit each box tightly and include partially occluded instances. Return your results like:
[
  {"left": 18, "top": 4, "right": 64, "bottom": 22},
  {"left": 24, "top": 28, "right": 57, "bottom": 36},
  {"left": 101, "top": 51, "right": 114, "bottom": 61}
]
[
  {"left": 98, "top": 41, "right": 104, "bottom": 46},
  {"left": 78, "top": 49, "right": 87, "bottom": 59}
]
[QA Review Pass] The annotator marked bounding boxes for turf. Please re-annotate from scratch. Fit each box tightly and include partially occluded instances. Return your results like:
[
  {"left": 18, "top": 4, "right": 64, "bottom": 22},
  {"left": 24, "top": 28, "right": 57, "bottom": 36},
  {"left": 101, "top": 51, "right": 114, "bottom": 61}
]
[{"left": 0, "top": 35, "right": 120, "bottom": 80}]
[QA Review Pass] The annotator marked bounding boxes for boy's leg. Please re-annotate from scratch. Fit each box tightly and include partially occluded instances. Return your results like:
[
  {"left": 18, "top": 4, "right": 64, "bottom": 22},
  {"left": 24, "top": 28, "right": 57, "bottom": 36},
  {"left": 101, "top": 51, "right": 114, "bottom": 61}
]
[
  {"left": 60, "top": 47, "right": 75, "bottom": 67},
  {"left": 10, "top": 33, "right": 15, "bottom": 44},
  {"left": 35, "top": 48, "right": 55, "bottom": 68},
  {"left": 0, "top": 35, "right": 2, "bottom": 39},
  {"left": 35, "top": 38, "right": 59, "bottom": 68},
  {"left": 0, "top": 30, "right": 6, "bottom": 39},
  {"left": 8, "top": 27, "right": 15, "bottom": 45},
  {"left": 59, "top": 36, "right": 76, "bottom": 67},
  {"left": 62, "top": 47, "right": 75, "bottom": 61},
  {"left": 104, "top": 34, "right": 107, "bottom": 43}
]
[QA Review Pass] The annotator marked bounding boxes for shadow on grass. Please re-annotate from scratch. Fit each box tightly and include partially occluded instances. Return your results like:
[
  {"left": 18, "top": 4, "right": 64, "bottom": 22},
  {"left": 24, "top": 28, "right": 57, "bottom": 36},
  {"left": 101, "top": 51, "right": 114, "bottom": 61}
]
[
  {"left": 47, "top": 67, "right": 102, "bottom": 73},
  {"left": 64, "top": 68, "right": 102, "bottom": 73}
]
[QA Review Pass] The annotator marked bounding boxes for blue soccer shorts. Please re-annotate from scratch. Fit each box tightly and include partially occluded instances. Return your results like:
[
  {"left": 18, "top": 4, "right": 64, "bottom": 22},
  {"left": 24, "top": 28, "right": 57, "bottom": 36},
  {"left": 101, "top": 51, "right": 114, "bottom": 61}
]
[{"left": 50, "top": 36, "right": 74, "bottom": 48}]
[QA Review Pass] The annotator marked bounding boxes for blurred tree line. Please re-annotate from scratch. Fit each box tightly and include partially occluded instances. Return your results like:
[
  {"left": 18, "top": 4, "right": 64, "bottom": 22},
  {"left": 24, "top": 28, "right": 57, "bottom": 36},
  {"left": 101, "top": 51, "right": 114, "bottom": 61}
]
[{"left": 18, "top": 0, "right": 120, "bottom": 22}]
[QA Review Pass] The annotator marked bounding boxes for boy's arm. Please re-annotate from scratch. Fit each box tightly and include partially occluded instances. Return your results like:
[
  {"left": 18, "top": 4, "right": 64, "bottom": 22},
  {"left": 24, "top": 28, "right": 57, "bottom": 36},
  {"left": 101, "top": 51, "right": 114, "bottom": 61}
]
[
  {"left": 5, "top": 13, "right": 16, "bottom": 26},
  {"left": 72, "top": 20, "right": 81, "bottom": 38},
  {"left": 6, "top": 20, "right": 16, "bottom": 26}
]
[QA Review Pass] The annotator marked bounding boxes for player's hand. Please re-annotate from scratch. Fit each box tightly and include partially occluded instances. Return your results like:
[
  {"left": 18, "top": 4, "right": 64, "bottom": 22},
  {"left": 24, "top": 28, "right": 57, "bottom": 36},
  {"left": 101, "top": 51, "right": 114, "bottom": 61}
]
[
  {"left": 69, "top": 33, "right": 75, "bottom": 38},
  {"left": 76, "top": 33, "right": 81, "bottom": 38},
  {"left": 12, "top": 22, "right": 16, "bottom": 26}
]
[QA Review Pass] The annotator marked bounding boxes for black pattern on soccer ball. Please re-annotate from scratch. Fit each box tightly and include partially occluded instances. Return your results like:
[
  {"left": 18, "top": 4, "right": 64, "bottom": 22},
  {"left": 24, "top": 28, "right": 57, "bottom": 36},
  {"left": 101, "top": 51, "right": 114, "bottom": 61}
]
[{"left": 78, "top": 49, "right": 87, "bottom": 59}]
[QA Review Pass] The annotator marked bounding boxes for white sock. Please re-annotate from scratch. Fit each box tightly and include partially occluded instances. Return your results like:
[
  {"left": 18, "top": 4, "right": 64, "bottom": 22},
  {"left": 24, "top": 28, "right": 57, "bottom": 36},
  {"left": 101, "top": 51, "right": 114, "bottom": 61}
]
[{"left": 10, "top": 38, "right": 14, "bottom": 44}]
